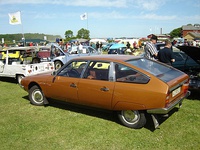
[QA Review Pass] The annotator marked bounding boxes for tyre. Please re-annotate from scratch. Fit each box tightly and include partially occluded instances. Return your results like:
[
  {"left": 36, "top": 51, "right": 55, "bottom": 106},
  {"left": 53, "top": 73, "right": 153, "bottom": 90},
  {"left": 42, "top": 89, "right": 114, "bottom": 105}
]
[
  {"left": 54, "top": 61, "right": 63, "bottom": 70},
  {"left": 29, "top": 85, "right": 46, "bottom": 106},
  {"left": 32, "top": 57, "right": 40, "bottom": 64},
  {"left": 117, "top": 110, "right": 146, "bottom": 129},
  {"left": 17, "top": 75, "right": 24, "bottom": 85}
]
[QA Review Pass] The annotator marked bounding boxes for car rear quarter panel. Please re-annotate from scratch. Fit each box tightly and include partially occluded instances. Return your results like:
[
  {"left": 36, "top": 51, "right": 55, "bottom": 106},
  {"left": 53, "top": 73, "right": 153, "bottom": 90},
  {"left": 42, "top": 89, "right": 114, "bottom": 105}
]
[{"left": 112, "top": 76, "right": 168, "bottom": 110}]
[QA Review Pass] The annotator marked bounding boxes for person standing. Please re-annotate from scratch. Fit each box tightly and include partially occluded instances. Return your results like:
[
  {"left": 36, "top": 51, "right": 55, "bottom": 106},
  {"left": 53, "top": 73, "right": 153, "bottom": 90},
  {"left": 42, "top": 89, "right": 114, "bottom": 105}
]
[
  {"left": 158, "top": 39, "right": 175, "bottom": 66},
  {"left": 96, "top": 42, "right": 100, "bottom": 52},
  {"left": 144, "top": 34, "right": 158, "bottom": 60},
  {"left": 126, "top": 41, "right": 131, "bottom": 54}
]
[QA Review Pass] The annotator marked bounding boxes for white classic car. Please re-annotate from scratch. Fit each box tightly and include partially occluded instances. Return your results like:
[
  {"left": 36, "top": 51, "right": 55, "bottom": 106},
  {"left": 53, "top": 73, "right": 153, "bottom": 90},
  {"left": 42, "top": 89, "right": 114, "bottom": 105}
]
[{"left": 0, "top": 47, "right": 54, "bottom": 84}]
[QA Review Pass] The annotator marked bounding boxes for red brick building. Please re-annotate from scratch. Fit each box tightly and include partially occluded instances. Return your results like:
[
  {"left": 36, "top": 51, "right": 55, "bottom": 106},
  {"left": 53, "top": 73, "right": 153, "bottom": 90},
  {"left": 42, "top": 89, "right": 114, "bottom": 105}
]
[{"left": 182, "top": 24, "right": 200, "bottom": 37}]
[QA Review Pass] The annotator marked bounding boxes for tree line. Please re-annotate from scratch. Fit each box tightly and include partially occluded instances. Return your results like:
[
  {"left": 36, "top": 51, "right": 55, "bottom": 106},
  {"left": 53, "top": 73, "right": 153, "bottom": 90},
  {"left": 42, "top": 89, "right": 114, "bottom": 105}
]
[{"left": 0, "top": 26, "right": 182, "bottom": 45}]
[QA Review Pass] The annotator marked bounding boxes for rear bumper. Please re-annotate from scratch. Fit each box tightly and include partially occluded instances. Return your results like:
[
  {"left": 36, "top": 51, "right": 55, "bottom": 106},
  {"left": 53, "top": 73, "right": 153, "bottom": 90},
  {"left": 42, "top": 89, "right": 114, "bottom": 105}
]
[{"left": 147, "top": 91, "right": 190, "bottom": 114}]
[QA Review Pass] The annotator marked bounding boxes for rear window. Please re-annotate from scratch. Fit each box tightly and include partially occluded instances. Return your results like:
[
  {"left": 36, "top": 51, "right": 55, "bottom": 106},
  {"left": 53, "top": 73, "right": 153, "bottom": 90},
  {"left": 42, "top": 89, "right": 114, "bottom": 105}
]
[{"left": 127, "top": 58, "right": 185, "bottom": 82}]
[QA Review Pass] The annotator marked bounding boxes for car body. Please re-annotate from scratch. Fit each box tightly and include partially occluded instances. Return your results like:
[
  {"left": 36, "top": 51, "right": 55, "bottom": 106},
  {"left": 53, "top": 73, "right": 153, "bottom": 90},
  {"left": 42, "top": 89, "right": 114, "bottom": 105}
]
[
  {"left": 1, "top": 46, "right": 38, "bottom": 63},
  {"left": 0, "top": 47, "right": 54, "bottom": 84},
  {"left": 155, "top": 43, "right": 200, "bottom": 71},
  {"left": 176, "top": 45, "right": 200, "bottom": 90},
  {"left": 32, "top": 43, "right": 100, "bottom": 69},
  {"left": 108, "top": 43, "right": 126, "bottom": 54},
  {"left": 102, "top": 42, "right": 116, "bottom": 51},
  {"left": 21, "top": 55, "right": 190, "bottom": 129},
  {"left": 155, "top": 43, "right": 200, "bottom": 90}
]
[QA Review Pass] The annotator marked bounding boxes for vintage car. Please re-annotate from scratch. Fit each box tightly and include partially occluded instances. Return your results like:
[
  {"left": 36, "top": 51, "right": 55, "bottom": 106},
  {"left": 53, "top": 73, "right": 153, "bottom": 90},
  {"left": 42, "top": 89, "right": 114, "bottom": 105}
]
[
  {"left": 108, "top": 43, "right": 126, "bottom": 54},
  {"left": 0, "top": 47, "right": 54, "bottom": 84},
  {"left": 102, "top": 42, "right": 116, "bottom": 51},
  {"left": 177, "top": 45, "right": 200, "bottom": 90},
  {"left": 32, "top": 43, "right": 100, "bottom": 70},
  {"left": 20, "top": 55, "right": 190, "bottom": 129}
]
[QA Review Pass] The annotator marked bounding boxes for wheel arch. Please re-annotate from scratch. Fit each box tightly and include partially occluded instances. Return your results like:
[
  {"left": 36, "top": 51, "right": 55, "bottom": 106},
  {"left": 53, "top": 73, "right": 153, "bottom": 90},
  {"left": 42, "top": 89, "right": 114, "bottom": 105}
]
[{"left": 28, "top": 81, "right": 42, "bottom": 91}]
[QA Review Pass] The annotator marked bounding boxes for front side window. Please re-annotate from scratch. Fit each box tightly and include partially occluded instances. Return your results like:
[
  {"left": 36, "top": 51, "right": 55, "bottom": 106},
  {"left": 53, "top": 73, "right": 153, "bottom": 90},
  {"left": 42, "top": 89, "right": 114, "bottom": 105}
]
[
  {"left": 115, "top": 63, "right": 149, "bottom": 84},
  {"left": 57, "top": 60, "right": 87, "bottom": 78}
]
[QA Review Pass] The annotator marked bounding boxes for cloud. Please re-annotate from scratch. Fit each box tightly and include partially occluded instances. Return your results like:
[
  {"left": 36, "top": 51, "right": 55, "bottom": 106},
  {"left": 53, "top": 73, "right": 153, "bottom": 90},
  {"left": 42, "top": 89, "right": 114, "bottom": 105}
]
[
  {"left": 0, "top": 0, "right": 128, "bottom": 7},
  {"left": 135, "top": 0, "right": 166, "bottom": 11},
  {"left": 140, "top": 13, "right": 177, "bottom": 20}
]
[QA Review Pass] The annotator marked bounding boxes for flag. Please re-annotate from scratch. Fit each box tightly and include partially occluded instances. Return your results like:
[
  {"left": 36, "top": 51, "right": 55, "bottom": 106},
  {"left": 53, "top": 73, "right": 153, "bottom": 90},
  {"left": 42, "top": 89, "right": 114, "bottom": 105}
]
[
  {"left": 80, "top": 13, "right": 87, "bottom": 20},
  {"left": 8, "top": 11, "right": 21, "bottom": 25}
]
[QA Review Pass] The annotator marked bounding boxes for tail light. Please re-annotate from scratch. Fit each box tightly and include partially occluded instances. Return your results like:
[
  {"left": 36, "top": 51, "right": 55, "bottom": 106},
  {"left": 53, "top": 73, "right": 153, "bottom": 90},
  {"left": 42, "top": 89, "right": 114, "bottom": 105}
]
[
  {"left": 165, "top": 91, "right": 170, "bottom": 107},
  {"left": 182, "top": 79, "right": 189, "bottom": 94}
]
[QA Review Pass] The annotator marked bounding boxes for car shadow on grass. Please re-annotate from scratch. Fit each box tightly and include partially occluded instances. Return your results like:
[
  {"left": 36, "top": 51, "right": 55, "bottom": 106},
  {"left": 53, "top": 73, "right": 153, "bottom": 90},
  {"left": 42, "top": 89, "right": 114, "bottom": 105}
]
[
  {"left": 0, "top": 77, "right": 17, "bottom": 84},
  {"left": 22, "top": 96, "right": 174, "bottom": 131},
  {"left": 187, "top": 90, "right": 200, "bottom": 100}
]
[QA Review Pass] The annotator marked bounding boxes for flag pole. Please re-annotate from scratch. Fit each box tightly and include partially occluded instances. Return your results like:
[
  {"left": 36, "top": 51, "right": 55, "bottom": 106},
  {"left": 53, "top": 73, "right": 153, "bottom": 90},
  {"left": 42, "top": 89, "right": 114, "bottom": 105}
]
[
  {"left": 87, "top": 12, "right": 88, "bottom": 30},
  {"left": 20, "top": 11, "right": 25, "bottom": 46}
]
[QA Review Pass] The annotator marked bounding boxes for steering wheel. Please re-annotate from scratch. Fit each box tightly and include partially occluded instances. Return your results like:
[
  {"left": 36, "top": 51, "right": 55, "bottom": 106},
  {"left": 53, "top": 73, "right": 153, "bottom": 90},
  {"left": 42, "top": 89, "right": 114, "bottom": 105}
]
[{"left": 68, "top": 69, "right": 80, "bottom": 77}]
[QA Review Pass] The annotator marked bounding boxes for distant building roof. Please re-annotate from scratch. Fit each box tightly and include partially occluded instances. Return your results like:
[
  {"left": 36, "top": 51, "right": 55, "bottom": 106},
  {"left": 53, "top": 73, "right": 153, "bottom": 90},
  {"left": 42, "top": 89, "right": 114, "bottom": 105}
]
[
  {"left": 189, "top": 32, "right": 200, "bottom": 38},
  {"left": 19, "top": 39, "right": 48, "bottom": 43},
  {"left": 182, "top": 25, "right": 200, "bottom": 30}
]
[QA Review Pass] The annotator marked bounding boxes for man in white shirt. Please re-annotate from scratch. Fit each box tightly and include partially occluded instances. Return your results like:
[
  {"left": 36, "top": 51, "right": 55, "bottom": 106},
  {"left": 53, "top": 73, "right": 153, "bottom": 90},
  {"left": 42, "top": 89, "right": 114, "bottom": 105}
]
[{"left": 144, "top": 34, "right": 158, "bottom": 60}]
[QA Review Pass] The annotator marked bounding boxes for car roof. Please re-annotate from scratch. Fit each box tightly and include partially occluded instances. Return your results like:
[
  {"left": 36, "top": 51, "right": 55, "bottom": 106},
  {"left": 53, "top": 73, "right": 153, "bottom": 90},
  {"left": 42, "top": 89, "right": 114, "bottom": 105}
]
[
  {"left": 2, "top": 46, "right": 37, "bottom": 51},
  {"left": 71, "top": 54, "right": 142, "bottom": 62}
]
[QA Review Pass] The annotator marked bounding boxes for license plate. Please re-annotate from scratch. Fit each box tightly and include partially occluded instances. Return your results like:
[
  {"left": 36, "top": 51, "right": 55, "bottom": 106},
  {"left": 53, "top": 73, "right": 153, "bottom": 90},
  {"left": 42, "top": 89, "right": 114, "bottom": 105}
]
[{"left": 172, "top": 87, "right": 181, "bottom": 97}]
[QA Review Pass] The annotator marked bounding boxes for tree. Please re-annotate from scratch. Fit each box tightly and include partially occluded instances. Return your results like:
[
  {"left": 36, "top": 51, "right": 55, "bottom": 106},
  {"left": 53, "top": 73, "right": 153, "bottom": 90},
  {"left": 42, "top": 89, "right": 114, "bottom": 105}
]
[
  {"left": 169, "top": 27, "right": 182, "bottom": 39},
  {"left": 65, "top": 30, "right": 73, "bottom": 39},
  {"left": 76, "top": 28, "right": 90, "bottom": 39}
]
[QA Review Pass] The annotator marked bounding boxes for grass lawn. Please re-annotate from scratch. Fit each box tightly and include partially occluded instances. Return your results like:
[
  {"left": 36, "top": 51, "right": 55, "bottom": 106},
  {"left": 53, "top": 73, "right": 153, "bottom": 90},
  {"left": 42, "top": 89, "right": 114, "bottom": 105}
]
[{"left": 0, "top": 78, "right": 199, "bottom": 150}]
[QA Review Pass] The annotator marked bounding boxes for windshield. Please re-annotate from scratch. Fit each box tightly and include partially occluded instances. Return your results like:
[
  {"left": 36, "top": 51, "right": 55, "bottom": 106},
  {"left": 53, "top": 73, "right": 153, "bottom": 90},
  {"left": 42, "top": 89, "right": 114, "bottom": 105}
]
[{"left": 127, "top": 58, "right": 185, "bottom": 82}]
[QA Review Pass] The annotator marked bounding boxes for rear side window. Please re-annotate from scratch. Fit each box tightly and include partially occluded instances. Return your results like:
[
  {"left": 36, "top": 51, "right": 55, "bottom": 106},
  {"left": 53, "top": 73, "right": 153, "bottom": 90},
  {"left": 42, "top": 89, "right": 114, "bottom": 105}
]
[
  {"left": 127, "top": 58, "right": 185, "bottom": 82},
  {"left": 115, "top": 63, "right": 150, "bottom": 84}
]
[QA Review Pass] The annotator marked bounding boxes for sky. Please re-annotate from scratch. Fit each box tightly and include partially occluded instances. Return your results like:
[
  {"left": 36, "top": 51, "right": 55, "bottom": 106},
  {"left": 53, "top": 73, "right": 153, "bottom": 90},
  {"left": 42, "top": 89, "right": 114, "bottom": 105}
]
[{"left": 0, "top": 0, "right": 200, "bottom": 39}]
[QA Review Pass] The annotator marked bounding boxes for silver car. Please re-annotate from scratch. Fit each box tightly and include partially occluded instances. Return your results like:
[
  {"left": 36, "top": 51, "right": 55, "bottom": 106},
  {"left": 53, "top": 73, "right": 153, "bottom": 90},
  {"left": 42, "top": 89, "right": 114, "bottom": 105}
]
[{"left": 33, "top": 43, "right": 100, "bottom": 69}]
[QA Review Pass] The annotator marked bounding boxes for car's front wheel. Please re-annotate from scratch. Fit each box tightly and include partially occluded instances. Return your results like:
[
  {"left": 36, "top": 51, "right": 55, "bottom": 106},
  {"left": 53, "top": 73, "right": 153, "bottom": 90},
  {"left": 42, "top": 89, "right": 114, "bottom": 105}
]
[
  {"left": 54, "top": 61, "right": 63, "bottom": 70},
  {"left": 29, "top": 85, "right": 46, "bottom": 106},
  {"left": 117, "top": 110, "right": 146, "bottom": 129}
]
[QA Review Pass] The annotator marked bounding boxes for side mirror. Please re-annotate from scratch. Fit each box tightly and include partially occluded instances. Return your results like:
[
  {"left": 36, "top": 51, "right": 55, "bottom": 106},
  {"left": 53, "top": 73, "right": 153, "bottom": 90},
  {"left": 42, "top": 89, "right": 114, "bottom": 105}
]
[{"left": 52, "top": 71, "right": 57, "bottom": 76}]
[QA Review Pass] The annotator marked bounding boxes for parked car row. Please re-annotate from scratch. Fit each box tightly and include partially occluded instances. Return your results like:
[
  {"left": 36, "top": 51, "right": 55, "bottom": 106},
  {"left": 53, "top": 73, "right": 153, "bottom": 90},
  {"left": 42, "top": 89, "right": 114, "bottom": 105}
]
[{"left": 1, "top": 44, "right": 196, "bottom": 130}]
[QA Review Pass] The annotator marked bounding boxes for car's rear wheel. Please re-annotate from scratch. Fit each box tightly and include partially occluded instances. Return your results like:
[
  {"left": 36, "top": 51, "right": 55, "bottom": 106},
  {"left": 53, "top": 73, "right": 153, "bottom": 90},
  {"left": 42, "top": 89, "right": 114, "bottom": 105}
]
[
  {"left": 29, "top": 85, "right": 46, "bottom": 106},
  {"left": 117, "top": 110, "right": 146, "bottom": 129},
  {"left": 54, "top": 61, "right": 63, "bottom": 70}
]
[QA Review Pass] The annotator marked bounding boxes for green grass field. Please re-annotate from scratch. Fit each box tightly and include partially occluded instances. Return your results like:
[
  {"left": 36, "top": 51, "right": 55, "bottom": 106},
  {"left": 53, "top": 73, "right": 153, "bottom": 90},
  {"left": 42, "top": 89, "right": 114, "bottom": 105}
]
[{"left": 0, "top": 78, "right": 199, "bottom": 150}]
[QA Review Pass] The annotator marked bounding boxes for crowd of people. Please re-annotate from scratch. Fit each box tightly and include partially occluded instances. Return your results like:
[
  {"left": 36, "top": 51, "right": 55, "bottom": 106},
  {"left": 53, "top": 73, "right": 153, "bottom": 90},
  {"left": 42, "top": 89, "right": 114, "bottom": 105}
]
[{"left": 144, "top": 34, "right": 175, "bottom": 66}]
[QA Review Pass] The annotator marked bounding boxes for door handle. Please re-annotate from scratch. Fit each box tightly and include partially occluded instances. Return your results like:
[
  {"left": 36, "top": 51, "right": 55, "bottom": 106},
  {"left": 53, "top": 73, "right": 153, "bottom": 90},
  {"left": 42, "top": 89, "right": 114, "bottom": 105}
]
[
  {"left": 70, "top": 83, "right": 77, "bottom": 88},
  {"left": 100, "top": 86, "right": 109, "bottom": 92}
]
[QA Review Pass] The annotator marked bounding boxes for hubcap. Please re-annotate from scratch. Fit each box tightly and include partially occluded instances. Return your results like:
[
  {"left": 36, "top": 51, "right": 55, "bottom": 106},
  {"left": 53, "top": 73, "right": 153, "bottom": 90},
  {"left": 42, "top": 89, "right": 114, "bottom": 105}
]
[
  {"left": 55, "top": 63, "right": 61, "bottom": 70},
  {"left": 122, "top": 110, "right": 140, "bottom": 124},
  {"left": 32, "top": 90, "right": 43, "bottom": 103}
]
